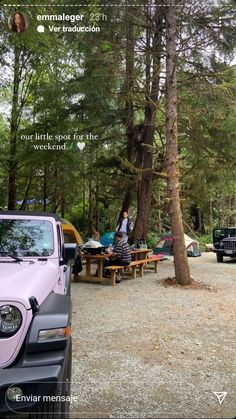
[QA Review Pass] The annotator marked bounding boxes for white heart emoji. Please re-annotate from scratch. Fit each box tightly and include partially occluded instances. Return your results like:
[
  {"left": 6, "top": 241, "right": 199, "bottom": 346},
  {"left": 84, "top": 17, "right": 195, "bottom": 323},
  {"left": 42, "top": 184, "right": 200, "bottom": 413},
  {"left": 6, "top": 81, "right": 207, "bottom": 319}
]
[{"left": 77, "top": 142, "right": 85, "bottom": 151}]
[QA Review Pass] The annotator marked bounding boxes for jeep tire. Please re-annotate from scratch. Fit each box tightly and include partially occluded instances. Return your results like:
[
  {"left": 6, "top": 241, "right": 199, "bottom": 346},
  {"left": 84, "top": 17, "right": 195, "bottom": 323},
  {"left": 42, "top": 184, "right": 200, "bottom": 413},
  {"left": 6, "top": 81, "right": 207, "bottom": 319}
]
[{"left": 216, "top": 254, "right": 223, "bottom": 263}]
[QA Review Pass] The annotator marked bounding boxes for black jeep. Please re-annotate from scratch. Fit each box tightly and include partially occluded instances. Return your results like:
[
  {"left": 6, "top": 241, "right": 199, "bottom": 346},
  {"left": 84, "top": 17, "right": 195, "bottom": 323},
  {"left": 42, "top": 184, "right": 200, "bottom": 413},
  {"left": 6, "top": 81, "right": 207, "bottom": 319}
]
[{"left": 213, "top": 227, "right": 236, "bottom": 262}]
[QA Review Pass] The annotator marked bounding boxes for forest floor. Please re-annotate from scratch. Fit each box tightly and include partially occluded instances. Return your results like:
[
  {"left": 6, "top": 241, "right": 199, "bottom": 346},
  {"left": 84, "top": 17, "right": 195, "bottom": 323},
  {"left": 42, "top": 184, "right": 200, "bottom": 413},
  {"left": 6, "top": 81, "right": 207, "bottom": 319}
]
[{"left": 70, "top": 252, "right": 235, "bottom": 419}]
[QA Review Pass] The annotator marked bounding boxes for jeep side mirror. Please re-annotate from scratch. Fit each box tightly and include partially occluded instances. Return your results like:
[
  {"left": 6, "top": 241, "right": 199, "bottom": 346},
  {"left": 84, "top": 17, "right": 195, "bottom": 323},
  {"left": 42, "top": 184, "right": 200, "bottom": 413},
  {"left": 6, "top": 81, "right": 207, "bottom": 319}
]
[{"left": 63, "top": 243, "right": 78, "bottom": 265}]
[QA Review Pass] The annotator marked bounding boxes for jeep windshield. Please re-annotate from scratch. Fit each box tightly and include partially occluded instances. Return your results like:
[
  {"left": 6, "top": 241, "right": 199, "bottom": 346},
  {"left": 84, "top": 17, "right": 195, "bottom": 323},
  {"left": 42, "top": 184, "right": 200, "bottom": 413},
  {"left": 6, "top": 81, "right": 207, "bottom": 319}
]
[
  {"left": 0, "top": 220, "right": 54, "bottom": 257},
  {"left": 213, "top": 228, "right": 236, "bottom": 242}
]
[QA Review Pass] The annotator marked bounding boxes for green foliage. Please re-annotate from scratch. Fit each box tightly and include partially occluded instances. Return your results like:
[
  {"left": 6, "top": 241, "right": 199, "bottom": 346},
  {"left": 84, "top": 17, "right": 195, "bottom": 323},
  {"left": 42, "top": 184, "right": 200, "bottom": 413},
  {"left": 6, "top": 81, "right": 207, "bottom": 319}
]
[
  {"left": 147, "top": 232, "right": 159, "bottom": 250},
  {"left": 0, "top": 0, "right": 236, "bottom": 236},
  {"left": 196, "top": 234, "right": 213, "bottom": 252}
]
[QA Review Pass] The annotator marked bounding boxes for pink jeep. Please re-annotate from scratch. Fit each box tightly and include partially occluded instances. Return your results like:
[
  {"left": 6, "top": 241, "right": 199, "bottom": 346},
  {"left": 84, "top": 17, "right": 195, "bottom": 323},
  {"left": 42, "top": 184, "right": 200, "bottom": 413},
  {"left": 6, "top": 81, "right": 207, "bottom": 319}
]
[{"left": 0, "top": 211, "right": 77, "bottom": 417}]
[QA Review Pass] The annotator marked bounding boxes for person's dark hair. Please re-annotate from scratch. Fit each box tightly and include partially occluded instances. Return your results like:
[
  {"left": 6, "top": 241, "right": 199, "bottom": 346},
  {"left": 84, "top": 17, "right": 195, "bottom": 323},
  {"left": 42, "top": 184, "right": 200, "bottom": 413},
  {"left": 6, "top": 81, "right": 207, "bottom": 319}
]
[
  {"left": 11, "top": 12, "right": 26, "bottom": 33},
  {"left": 115, "top": 232, "right": 123, "bottom": 239}
]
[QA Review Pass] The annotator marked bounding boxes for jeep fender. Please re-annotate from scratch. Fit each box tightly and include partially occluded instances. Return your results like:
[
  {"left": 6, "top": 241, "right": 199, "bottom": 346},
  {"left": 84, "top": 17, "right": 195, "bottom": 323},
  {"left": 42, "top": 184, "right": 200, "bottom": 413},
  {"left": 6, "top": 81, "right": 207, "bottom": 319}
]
[{"left": 26, "top": 292, "right": 72, "bottom": 353}]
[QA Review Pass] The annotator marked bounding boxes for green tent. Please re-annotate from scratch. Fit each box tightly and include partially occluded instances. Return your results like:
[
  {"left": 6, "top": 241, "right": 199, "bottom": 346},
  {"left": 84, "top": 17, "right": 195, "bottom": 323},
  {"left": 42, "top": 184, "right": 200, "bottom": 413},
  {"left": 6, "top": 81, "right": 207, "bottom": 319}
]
[{"left": 154, "top": 232, "right": 201, "bottom": 257}]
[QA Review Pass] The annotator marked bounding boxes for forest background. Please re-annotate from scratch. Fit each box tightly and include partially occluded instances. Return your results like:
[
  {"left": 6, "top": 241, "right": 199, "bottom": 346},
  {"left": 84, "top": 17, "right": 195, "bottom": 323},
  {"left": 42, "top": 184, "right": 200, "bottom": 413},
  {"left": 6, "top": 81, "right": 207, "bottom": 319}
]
[{"left": 0, "top": 0, "right": 236, "bottom": 250}]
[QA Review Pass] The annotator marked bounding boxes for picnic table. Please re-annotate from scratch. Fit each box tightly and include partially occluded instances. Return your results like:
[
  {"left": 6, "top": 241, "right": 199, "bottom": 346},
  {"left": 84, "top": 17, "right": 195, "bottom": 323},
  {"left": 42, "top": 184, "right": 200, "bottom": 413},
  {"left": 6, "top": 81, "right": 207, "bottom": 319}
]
[
  {"left": 130, "top": 249, "right": 152, "bottom": 260},
  {"left": 76, "top": 254, "right": 106, "bottom": 284},
  {"left": 74, "top": 248, "right": 158, "bottom": 285}
]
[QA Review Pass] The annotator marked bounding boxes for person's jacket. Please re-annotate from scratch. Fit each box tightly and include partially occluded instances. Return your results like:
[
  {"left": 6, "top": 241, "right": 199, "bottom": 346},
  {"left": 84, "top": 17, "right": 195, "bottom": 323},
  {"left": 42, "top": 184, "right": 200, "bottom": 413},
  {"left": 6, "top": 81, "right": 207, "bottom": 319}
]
[{"left": 117, "top": 217, "right": 133, "bottom": 234}]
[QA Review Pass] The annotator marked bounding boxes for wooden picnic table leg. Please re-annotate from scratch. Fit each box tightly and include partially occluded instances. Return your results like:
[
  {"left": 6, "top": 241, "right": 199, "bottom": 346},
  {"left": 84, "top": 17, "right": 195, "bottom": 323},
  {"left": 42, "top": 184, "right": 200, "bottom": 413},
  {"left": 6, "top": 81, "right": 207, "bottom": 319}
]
[
  {"left": 110, "top": 271, "right": 116, "bottom": 286},
  {"left": 74, "top": 273, "right": 79, "bottom": 283},
  {"left": 139, "top": 264, "right": 144, "bottom": 277},
  {"left": 97, "top": 259, "right": 103, "bottom": 280},
  {"left": 154, "top": 260, "right": 158, "bottom": 273},
  {"left": 132, "top": 266, "right": 137, "bottom": 279},
  {"left": 86, "top": 259, "right": 91, "bottom": 277}
]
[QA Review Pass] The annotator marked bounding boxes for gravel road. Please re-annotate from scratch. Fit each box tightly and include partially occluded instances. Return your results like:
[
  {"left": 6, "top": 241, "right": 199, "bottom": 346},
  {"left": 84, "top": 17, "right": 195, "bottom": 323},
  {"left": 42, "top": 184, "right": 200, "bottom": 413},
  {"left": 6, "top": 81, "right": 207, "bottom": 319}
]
[{"left": 70, "top": 253, "right": 236, "bottom": 419}]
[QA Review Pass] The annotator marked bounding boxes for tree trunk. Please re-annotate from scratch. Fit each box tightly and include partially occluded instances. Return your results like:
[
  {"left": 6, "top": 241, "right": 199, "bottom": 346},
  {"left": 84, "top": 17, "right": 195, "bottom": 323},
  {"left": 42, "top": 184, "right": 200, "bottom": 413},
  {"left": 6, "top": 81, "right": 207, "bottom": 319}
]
[
  {"left": 43, "top": 165, "right": 47, "bottom": 212},
  {"left": 125, "top": 4, "right": 135, "bottom": 165},
  {"left": 88, "top": 150, "right": 93, "bottom": 237},
  {"left": 233, "top": 196, "right": 236, "bottom": 226},
  {"left": 8, "top": 46, "right": 21, "bottom": 210},
  {"left": 88, "top": 180, "right": 93, "bottom": 236},
  {"left": 82, "top": 149, "right": 86, "bottom": 226},
  {"left": 61, "top": 192, "right": 65, "bottom": 218},
  {"left": 165, "top": 0, "right": 191, "bottom": 285},
  {"left": 95, "top": 179, "right": 100, "bottom": 231},
  {"left": 209, "top": 197, "right": 213, "bottom": 233},
  {"left": 133, "top": 5, "right": 163, "bottom": 240},
  {"left": 118, "top": 190, "right": 132, "bottom": 221},
  {"left": 156, "top": 192, "right": 163, "bottom": 233},
  {"left": 197, "top": 207, "right": 203, "bottom": 233},
  {"left": 120, "top": 3, "right": 135, "bottom": 217},
  {"left": 107, "top": 206, "right": 112, "bottom": 231},
  {"left": 19, "top": 174, "right": 33, "bottom": 211}
]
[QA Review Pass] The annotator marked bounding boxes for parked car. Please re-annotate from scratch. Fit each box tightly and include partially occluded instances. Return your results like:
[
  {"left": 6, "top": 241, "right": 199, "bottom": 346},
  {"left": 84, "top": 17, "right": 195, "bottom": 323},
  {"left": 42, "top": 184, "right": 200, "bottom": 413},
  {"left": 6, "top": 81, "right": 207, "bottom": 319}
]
[
  {"left": 0, "top": 211, "right": 77, "bottom": 417},
  {"left": 213, "top": 227, "right": 236, "bottom": 262}
]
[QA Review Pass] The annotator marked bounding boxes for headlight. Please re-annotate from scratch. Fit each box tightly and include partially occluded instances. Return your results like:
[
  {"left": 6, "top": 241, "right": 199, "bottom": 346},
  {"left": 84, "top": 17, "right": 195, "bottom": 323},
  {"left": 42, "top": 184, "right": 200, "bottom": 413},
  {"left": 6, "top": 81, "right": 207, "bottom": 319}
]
[
  {"left": 0, "top": 305, "right": 22, "bottom": 336},
  {"left": 219, "top": 241, "right": 224, "bottom": 247}
]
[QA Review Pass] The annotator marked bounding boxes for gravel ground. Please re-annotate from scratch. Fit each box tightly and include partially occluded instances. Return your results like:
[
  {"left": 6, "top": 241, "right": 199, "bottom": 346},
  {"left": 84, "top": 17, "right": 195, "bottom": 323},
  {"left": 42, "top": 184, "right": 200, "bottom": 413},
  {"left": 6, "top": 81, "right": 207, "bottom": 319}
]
[{"left": 70, "top": 253, "right": 236, "bottom": 419}]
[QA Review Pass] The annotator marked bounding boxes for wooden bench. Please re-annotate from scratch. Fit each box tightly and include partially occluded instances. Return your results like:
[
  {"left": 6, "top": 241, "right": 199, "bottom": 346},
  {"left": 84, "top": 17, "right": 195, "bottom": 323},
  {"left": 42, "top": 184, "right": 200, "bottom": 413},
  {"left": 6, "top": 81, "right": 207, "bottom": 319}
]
[
  {"left": 144, "top": 257, "right": 159, "bottom": 273},
  {"left": 106, "top": 259, "right": 148, "bottom": 283},
  {"left": 106, "top": 265, "right": 125, "bottom": 286},
  {"left": 128, "top": 259, "right": 148, "bottom": 279},
  {"left": 105, "top": 257, "right": 160, "bottom": 286}
]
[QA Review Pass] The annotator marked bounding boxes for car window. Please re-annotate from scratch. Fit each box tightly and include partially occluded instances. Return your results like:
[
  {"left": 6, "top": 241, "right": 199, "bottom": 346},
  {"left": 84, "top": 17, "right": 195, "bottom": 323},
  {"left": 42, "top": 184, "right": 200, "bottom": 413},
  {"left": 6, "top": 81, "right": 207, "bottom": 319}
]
[
  {"left": 0, "top": 219, "right": 54, "bottom": 257},
  {"left": 213, "top": 229, "right": 224, "bottom": 239}
]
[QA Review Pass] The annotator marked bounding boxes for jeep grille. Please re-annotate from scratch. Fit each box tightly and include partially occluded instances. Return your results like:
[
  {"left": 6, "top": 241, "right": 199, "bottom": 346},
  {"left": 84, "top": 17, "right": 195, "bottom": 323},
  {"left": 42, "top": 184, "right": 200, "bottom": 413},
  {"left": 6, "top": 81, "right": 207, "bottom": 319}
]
[{"left": 223, "top": 241, "right": 236, "bottom": 250}]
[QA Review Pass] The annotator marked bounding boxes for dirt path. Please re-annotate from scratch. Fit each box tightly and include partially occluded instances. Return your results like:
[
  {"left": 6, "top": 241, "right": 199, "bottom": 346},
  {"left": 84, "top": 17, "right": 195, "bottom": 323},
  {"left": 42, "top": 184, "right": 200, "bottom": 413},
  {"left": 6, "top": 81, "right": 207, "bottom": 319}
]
[{"left": 70, "top": 253, "right": 236, "bottom": 418}]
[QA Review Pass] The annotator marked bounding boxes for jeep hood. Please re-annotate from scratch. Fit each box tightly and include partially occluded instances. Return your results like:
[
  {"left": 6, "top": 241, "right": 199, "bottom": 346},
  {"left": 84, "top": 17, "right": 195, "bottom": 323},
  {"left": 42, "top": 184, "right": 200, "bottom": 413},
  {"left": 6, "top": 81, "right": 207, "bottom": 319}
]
[{"left": 0, "top": 259, "right": 59, "bottom": 309}]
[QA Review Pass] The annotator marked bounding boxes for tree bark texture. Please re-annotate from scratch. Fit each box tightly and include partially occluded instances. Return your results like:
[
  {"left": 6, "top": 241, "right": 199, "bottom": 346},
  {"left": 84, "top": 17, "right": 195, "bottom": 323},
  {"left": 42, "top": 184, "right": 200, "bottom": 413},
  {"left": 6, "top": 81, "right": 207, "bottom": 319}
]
[
  {"left": 165, "top": 1, "right": 191, "bottom": 285},
  {"left": 120, "top": 4, "right": 135, "bottom": 216},
  {"left": 19, "top": 174, "right": 33, "bottom": 211},
  {"left": 133, "top": 5, "right": 163, "bottom": 240},
  {"left": 8, "top": 46, "right": 21, "bottom": 210},
  {"left": 43, "top": 165, "right": 48, "bottom": 212}
]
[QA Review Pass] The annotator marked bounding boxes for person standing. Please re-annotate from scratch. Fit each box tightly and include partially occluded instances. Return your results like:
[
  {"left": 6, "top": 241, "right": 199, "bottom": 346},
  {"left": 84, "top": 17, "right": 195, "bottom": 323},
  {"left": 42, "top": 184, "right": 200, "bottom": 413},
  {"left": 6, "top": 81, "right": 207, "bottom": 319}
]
[
  {"left": 116, "top": 211, "right": 133, "bottom": 242},
  {"left": 103, "top": 232, "right": 131, "bottom": 283}
]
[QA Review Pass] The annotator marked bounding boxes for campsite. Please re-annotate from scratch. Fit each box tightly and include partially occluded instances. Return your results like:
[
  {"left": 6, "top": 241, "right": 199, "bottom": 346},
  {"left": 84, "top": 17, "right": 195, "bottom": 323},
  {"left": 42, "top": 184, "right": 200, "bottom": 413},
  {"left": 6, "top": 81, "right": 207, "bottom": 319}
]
[
  {"left": 70, "top": 252, "right": 235, "bottom": 418},
  {"left": 0, "top": 1, "right": 236, "bottom": 418},
  {"left": 154, "top": 233, "right": 201, "bottom": 258}
]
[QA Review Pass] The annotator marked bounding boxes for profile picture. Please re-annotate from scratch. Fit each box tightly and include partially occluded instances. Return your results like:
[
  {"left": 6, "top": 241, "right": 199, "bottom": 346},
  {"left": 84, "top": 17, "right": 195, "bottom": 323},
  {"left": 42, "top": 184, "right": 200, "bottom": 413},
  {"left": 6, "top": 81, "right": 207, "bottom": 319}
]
[{"left": 9, "top": 12, "right": 28, "bottom": 33}]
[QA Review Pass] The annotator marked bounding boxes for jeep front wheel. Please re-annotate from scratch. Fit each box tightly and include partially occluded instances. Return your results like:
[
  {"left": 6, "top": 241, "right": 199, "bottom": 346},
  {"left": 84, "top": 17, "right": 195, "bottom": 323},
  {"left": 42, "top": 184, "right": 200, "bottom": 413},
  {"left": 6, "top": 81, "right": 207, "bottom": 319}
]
[{"left": 217, "top": 254, "right": 223, "bottom": 262}]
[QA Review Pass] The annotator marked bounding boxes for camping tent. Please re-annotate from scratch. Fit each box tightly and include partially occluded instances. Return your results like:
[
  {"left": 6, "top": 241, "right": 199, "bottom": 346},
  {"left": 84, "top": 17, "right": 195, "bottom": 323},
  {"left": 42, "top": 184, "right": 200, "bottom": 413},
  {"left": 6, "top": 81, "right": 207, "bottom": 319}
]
[
  {"left": 154, "top": 232, "right": 201, "bottom": 257},
  {"left": 61, "top": 219, "right": 83, "bottom": 245},
  {"left": 100, "top": 231, "right": 116, "bottom": 247}
]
